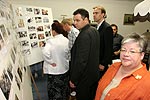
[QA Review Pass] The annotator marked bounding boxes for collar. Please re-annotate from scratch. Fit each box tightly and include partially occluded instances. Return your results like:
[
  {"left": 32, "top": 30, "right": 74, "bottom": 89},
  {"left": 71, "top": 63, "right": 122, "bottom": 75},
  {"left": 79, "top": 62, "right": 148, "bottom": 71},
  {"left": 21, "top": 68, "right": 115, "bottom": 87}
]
[{"left": 97, "top": 19, "right": 104, "bottom": 30}]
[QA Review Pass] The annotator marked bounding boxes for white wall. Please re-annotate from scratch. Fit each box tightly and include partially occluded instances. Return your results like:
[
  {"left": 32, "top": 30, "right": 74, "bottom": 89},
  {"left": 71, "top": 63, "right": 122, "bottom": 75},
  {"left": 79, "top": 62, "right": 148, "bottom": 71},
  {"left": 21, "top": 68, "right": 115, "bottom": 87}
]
[{"left": 11, "top": 0, "right": 150, "bottom": 37}]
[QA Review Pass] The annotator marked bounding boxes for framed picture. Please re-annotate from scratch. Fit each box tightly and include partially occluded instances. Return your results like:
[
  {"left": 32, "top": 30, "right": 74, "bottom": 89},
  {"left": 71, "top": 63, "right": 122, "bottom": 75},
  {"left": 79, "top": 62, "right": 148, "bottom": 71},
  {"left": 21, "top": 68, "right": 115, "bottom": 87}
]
[{"left": 123, "top": 14, "right": 134, "bottom": 25}]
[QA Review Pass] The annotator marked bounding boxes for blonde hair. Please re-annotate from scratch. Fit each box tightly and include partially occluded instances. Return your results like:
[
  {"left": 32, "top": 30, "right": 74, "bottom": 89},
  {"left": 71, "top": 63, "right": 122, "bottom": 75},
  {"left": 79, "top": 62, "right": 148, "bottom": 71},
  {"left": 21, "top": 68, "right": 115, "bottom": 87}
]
[
  {"left": 93, "top": 6, "right": 107, "bottom": 18},
  {"left": 61, "top": 18, "right": 73, "bottom": 26}
]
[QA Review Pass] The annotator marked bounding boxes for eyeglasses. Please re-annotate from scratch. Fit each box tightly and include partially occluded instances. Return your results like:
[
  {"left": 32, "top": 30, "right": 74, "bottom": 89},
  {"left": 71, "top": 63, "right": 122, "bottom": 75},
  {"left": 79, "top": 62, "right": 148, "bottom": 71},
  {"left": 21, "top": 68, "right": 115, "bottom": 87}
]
[{"left": 120, "top": 48, "right": 142, "bottom": 55}]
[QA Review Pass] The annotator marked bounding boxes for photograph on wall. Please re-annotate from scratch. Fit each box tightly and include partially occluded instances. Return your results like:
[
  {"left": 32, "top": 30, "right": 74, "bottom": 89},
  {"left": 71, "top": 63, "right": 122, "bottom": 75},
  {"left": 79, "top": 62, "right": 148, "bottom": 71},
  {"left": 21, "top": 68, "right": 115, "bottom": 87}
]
[
  {"left": 38, "top": 33, "right": 45, "bottom": 40},
  {"left": 42, "top": 9, "right": 48, "bottom": 15},
  {"left": 0, "top": 10, "right": 5, "bottom": 18},
  {"left": 15, "top": 94, "right": 19, "bottom": 100},
  {"left": 0, "top": 88, "right": 6, "bottom": 100},
  {"left": 35, "top": 17, "right": 42, "bottom": 23},
  {"left": 29, "top": 33, "right": 37, "bottom": 39},
  {"left": 7, "top": 62, "right": 13, "bottom": 81},
  {"left": 43, "top": 17, "right": 49, "bottom": 23},
  {"left": 44, "top": 24, "right": 50, "bottom": 30},
  {"left": 27, "top": 17, "right": 34, "bottom": 24},
  {"left": 28, "top": 26, "right": 36, "bottom": 32},
  {"left": 123, "top": 14, "right": 134, "bottom": 25},
  {"left": 26, "top": 7, "right": 33, "bottom": 13},
  {"left": 15, "top": 75, "right": 21, "bottom": 90},
  {"left": 15, "top": 7, "right": 23, "bottom": 16},
  {"left": 10, "top": 48, "right": 16, "bottom": 64},
  {"left": 0, "top": 70, "right": 11, "bottom": 100},
  {"left": 37, "top": 26, "right": 44, "bottom": 32},
  {"left": 45, "top": 31, "right": 51, "bottom": 37},
  {"left": 18, "top": 19, "right": 25, "bottom": 28},
  {"left": 31, "top": 41, "right": 38, "bottom": 48},
  {"left": 0, "top": 32, "right": 4, "bottom": 50},
  {"left": 39, "top": 40, "right": 45, "bottom": 47},
  {"left": 22, "top": 49, "right": 31, "bottom": 55},
  {"left": 17, "top": 31, "right": 27, "bottom": 38},
  {"left": 34, "top": 8, "right": 40, "bottom": 15},
  {"left": 17, "top": 67, "right": 22, "bottom": 82},
  {"left": 0, "top": 24, "right": 8, "bottom": 41},
  {"left": 20, "top": 40, "right": 29, "bottom": 47}
]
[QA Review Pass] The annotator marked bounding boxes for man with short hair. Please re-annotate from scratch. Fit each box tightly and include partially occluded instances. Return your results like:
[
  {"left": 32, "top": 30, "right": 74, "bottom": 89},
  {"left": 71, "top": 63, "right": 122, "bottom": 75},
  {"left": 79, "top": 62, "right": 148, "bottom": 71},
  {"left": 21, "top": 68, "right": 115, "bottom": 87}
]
[
  {"left": 111, "top": 24, "right": 123, "bottom": 60},
  {"left": 69, "top": 8, "right": 100, "bottom": 100},
  {"left": 93, "top": 6, "right": 113, "bottom": 79}
]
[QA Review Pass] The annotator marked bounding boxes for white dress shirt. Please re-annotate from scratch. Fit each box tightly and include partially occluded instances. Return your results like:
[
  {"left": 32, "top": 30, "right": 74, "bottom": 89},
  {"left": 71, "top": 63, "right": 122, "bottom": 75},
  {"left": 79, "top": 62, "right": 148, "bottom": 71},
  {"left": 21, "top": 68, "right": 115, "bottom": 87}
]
[{"left": 42, "top": 34, "right": 69, "bottom": 75}]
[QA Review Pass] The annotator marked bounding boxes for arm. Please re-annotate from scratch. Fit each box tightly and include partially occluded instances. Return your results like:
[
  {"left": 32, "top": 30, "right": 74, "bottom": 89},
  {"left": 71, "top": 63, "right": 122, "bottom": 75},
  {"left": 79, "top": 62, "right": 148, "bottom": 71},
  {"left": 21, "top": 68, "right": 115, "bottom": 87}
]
[{"left": 70, "top": 33, "right": 91, "bottom": 86}]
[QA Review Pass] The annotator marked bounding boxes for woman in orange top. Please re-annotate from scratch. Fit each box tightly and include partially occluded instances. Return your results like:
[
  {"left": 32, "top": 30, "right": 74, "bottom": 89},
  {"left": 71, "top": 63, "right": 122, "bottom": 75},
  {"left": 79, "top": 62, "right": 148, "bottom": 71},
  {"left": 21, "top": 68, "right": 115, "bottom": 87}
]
[{"left": 95, "top": 33, "right": 150, "bottom": 100}]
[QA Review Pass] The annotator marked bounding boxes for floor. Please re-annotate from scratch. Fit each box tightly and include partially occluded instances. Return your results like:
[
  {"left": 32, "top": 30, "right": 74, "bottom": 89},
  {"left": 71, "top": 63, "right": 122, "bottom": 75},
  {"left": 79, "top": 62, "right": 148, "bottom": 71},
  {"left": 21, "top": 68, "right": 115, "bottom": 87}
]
[
  {"left": 31, "top": 62, "right": 49, "bottom": 100},
  {"left": 30, "top": 62, "right": 76, "bottom": 100}
]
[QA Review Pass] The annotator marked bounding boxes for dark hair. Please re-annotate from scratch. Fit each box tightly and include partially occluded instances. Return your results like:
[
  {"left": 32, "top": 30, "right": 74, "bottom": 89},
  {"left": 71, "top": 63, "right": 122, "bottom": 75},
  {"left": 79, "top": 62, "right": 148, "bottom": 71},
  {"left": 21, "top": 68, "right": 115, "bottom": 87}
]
[
  {"left": 51, "top": 22, "right": 64, "bottom": 34},
  {"left": 111, "top": 24, "right": 118, "bottom": 30},
  {"left": 73, "top": 8, "right": 89, "bottom": 20}
]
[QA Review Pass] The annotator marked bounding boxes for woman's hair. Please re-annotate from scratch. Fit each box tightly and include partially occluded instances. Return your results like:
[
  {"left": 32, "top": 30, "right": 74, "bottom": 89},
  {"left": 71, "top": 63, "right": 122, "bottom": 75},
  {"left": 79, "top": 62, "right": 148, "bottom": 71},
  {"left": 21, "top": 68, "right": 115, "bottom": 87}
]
[
  {"left": 51, "top": 22, "right": 64, "bottom": 34},
  {"left": 61, "top": 18, "right": 73, "bottom": 26},
  {"left": 121, "top": 33, "right": 148, "bottom": 52}
]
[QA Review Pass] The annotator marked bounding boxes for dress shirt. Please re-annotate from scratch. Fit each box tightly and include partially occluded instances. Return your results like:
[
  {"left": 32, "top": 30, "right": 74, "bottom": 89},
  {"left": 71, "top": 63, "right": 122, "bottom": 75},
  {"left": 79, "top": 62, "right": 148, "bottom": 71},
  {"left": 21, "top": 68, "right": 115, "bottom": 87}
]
[
  {"left": 68, "top": 26, "right": 79, "bottom": 60},
  {"left": 97, "top": 19, "right": 104, "bottom": 30},
  {"left": 95, "top": 62, "right": 150, "bottom": 100},
  {"left": 42, "top": 34, "right": 69, "bottom": 75}
]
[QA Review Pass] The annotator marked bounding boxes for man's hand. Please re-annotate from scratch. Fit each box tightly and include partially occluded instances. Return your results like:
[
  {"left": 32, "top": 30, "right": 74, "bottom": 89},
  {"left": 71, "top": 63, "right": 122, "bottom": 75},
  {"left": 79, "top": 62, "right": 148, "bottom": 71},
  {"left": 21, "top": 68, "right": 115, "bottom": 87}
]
[
  {"left": 99, "top": 64, "right": 105, "bottom": 71},
  {"left": 69, "top": 81, "right": 76, "bottom": 88}
]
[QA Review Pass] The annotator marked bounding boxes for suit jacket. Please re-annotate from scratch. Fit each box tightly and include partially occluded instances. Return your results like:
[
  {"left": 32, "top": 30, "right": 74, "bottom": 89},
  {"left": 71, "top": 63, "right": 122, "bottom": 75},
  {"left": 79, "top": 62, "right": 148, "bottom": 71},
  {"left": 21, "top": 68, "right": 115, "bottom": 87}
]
[
  {"left": 98, "top": 21, "right": 113, "bottom": 68},
  {"left": 70, "top": 24, "right": 100, "bottom": 86}
]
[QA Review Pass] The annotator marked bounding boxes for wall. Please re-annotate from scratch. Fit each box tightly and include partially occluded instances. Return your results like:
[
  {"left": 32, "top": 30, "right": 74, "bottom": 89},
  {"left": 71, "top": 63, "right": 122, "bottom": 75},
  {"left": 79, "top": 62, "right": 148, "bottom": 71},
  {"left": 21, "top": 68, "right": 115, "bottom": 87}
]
[{"left": 11, "top": 0, "right": 150, "bottom": 37}]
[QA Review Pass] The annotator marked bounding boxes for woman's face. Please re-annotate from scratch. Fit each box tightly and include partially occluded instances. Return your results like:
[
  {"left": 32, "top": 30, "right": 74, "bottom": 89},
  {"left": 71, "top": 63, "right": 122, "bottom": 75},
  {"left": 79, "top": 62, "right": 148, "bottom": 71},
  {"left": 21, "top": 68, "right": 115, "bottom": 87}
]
[{"left": 120, "top": 42, "right": 144, "bottom": 69}]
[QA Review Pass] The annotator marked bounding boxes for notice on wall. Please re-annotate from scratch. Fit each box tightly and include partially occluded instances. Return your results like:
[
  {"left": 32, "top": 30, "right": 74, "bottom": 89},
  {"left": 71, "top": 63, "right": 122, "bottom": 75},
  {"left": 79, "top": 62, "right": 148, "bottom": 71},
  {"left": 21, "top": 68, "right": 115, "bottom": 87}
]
[{"left": 12, "top": 4, "right": 53, "bottom": 65}]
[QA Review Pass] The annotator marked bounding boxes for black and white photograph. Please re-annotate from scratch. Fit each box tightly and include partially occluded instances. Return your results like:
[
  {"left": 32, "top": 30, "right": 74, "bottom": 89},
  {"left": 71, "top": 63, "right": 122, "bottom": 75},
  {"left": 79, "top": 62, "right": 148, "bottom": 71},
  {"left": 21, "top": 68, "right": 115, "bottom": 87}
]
[
  {"left": 27, "top": 17, "right": 34, "bottom": 23},
  {"left": 31, "top": 41, "right": 38, "bottom": 48},
  {"left": 7, "top": 63, "right": 13, "bottom": 81},
  {"left": 15, "top": 94, "right": 19, "bottom": 100},
  {"left": 45, "top": 31, "right": 50, "bottom": 37},
  {"left": 0, "top": 24, "right": 8, "bottom": 41},
  {"left": 35, "top": 17, "right": 42, "bottom": 23},
  {"left": 10, "top": 48, "right": 16, "bottom": 64},
  {"left": 26, "top": 7, "right": 33, "bottom": 13},
  {"left": 43, "top": 17, "right": 49, "bottom": 23},
  {"left": 18, "top": 31, "right": 27, "bottom": 38},
  {"left": 15, "top": 7, "right": 23, "bottom": 16},
  {"left": 0, "top": 70, "right": 11, "bottom": 100},
  {"left": 17, "top": 67, "right": 22, "bottom": 82},
  {"left": 15, "top": 75, "right": 20, "bottom": 90},
  {"left": 0, "top": 32, "right": 4, "bottom": 50},
  {"left": 20, "top": 40, "right": 29, "bottom": 46},
  {"left": 22, "top": 49, "right": 31, "bottom": 55},
  {"left": 29, "top": 33, "right": 37, "bottom": 39},
  {"left": 44, "top": 24, "right": 50, "bottom": 30},
  {"left": 28, "top": 26, "right": 36, "bottom": 32},
  {"left": 34, "top": 8, "right": 40, "bottom": 15}
]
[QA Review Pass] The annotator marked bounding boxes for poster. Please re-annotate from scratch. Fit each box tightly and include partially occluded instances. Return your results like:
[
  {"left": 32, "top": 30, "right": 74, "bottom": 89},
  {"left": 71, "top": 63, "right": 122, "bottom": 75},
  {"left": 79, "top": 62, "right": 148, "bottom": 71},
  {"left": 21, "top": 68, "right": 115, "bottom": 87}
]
[{"left": 12, "top": 4, "right": 53, "bottom": 65}]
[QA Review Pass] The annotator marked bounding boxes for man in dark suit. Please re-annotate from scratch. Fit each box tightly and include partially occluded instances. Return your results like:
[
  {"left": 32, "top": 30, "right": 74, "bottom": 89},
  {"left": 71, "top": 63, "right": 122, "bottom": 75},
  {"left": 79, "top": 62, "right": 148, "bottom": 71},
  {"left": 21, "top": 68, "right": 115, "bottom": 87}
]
[
  {"left": 93, "top": 6, "right": 113, "bottom": 79},
  {"left": 69, "top": 8, "right": 100, "bottom": 100}
]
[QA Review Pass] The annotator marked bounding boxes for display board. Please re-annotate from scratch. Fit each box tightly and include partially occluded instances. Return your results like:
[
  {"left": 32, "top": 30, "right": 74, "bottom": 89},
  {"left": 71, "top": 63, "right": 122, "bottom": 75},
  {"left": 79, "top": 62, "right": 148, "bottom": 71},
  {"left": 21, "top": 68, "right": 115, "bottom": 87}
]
[
  {"left": 0, "top": 0, "right": 33, "bottom": 100},
  {"left": 12, "top": 4, "right": 53, "bottom": 65}
]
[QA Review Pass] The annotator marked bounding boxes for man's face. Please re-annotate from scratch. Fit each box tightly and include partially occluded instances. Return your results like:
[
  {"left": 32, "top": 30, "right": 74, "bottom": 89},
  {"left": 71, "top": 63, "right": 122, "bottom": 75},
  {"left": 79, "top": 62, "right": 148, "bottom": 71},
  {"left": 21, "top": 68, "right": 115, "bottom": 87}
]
[
  {"left": 93, "top": 8, "right": 104, "bottom": 23},
  {"left": 73, "top": 14, "right": 86, "bottom": 30},
  {"left": 112, "top": 26, "right": 117, "bottom": 35}
]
